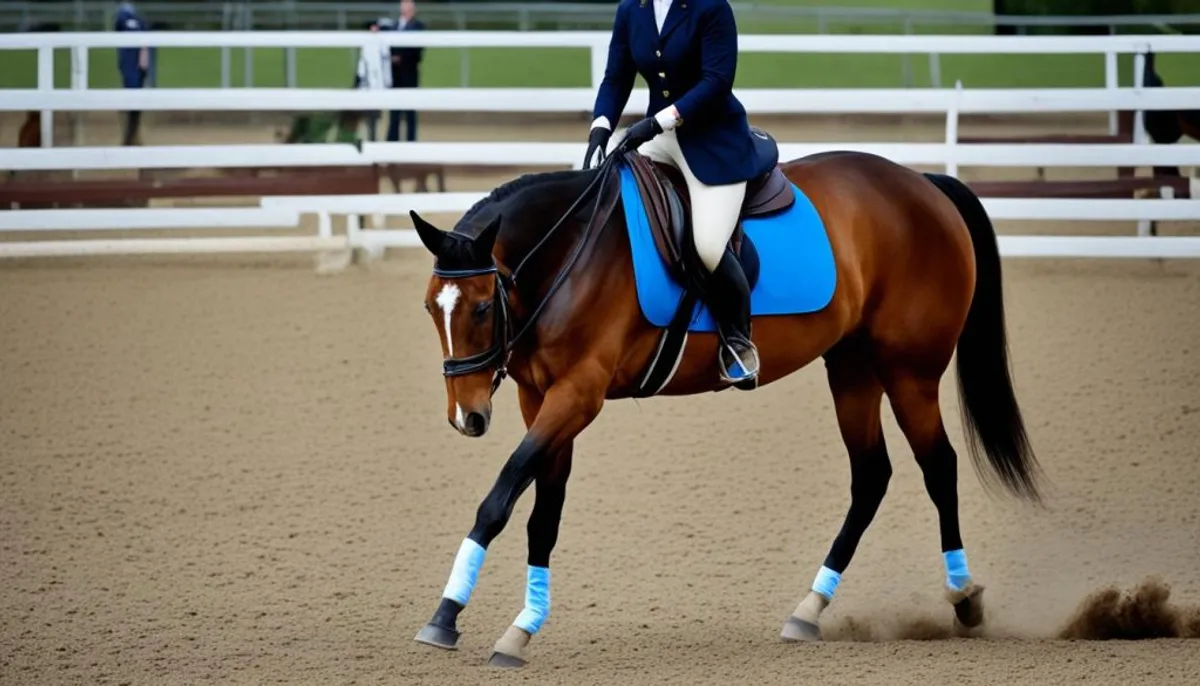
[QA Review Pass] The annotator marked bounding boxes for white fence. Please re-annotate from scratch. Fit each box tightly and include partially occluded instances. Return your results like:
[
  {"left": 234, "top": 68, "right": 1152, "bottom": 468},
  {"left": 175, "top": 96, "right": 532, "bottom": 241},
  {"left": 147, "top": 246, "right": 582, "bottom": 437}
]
[
  {"left": 5, "top": 30, "right": 1200, "bottom": 146},
  {"left": 9, "top": 141, "right": 1200, "bottom": 173},
  {"left": 2, "top": 31, "right": 1199, "bottom": 260}
]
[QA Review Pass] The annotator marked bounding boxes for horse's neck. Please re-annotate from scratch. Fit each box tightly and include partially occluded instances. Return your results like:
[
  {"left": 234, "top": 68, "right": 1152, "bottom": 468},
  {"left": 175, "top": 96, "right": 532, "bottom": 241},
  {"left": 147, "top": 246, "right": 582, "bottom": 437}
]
[{"left": 494, "top": 175, "right": 595, "bottom": 277}]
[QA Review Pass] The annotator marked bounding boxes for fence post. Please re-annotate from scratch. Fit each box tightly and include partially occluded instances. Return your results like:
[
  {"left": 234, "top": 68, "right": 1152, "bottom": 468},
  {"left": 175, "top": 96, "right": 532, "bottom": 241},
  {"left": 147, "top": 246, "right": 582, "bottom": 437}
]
[
  {"left": 1133, "top": 47, "right": 1151, "bottom": 237},
  {"left": 901, "top": 17, "right": 913, "bottom": 88},
  {"left": 38, "top": 46, "right": 54, "bottom": 148},
  {"left": 1104, "top": 49, "right": 1117, "bottom": 136},
  {"left": 70, "top": 45, "right": 88, "bottom": 149},
  {"left": 243, "top": 6, "right": 255, "bottom": 88},
  {"left": 457, "top": 13, "right": 469, "bottom": 87},
  {"left": 221, "top": 47, "right": 232, "bottom": 88},
  {"left": 944, "top": 80, "right": 961, "bottom": 177},
  {"left": 286, "top": 47, "right": 297, "bottom": 88},
  {"left": 928, "top": 52, "right": 942, "bottom": 88}
]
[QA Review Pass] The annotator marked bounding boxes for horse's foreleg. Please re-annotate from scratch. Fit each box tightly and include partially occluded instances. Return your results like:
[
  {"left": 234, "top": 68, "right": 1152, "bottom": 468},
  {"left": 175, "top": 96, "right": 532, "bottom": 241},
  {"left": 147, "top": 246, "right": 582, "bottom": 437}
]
[
  {"left": 783, "top": 348, "right": 889, "bottom": 642},
  {"left": 415, "top": 374, "right": 605, "bottom": 661},
  {"left": 487, "top": 375, "right": 605, "bottom": 667},
  {"left": 489, "top": 441, "right": 573, "bottom": 667},
  {"left": 412, "top": 433, "right": 541, "bottom": 651}
]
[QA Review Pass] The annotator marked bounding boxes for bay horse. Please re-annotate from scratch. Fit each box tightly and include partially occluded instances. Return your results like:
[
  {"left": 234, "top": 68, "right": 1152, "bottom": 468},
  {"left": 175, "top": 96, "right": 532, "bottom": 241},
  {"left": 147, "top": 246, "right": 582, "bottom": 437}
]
[{"left": 406, "top": 143, "right": 1042, "bottom": 667}]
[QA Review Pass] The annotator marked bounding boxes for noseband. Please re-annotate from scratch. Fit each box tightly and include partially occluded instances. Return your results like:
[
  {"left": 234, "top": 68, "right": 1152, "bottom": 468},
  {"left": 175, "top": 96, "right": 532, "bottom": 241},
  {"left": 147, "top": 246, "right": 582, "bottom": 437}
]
[
  {"left": 432, "top": 264, "right": 513, "bottom": 397},
  {"left": 430, "top": 153, "right": 623, "bottom": 397}
]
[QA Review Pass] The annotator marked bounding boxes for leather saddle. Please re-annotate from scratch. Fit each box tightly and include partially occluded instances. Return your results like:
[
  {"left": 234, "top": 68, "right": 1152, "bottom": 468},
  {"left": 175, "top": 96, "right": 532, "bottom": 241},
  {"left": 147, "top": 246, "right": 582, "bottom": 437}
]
[{"left": 625, "top": 127, "right": 795, "bottom": 293}]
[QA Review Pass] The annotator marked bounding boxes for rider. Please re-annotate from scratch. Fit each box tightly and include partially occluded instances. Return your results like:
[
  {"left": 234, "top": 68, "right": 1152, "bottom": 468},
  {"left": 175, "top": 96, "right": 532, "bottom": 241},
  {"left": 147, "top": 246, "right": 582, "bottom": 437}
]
[{"left": 584, "top": 0, "right": 769, "bottom": 385}]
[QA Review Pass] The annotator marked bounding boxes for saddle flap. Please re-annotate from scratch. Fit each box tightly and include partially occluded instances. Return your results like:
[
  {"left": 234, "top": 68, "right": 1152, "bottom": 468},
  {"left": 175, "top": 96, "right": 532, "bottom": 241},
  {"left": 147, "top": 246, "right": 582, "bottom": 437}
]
[
  {"left": 627, "top": 153, "right": 763, "bottom": 292},
  {"left": 627, "top": 153, "right": 689, "bottom": 282}
]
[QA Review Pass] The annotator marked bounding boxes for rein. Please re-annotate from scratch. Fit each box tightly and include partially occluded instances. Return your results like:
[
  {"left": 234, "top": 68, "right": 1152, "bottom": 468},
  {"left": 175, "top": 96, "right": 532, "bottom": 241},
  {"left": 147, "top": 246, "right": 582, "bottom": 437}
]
[{"left": 435, "top": 154, "right": 624, "bottom": 396}]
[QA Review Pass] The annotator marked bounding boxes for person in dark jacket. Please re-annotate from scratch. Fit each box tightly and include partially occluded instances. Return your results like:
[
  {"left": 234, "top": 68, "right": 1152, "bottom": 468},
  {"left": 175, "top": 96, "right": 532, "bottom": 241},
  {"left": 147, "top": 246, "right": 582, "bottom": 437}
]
[
  {"left": 386, "top": 0, "right": 425, "bottom": 142},
  {"left": 585, "top": 0, "right": 770, "bottom": 385},
  {"left": 115, "top": 2, "right": 149, "bottom": 146}
]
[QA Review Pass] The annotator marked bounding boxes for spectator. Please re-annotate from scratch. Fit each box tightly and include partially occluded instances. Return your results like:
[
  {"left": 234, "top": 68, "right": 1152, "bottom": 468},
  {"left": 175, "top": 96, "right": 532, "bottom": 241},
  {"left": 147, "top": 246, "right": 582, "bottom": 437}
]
[
  {"left": 355, "top": 19, "right": 393, "bottom": 142},
  {"left": 386, "top": 0, "right": 425, "bottom": 142},
  {"left": 115, "top": 2, "right": 149, "bottom": 146}
]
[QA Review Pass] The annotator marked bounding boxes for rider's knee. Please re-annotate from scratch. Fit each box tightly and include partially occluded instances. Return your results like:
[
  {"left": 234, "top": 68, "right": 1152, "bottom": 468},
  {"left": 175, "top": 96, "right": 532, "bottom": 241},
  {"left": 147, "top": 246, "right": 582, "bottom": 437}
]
[{"left": 693, "top": 221, "right": 731, "bottom": 272}]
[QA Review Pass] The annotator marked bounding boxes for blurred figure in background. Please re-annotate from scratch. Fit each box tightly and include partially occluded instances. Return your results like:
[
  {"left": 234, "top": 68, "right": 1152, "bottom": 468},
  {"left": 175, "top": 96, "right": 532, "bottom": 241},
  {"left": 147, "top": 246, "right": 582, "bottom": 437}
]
[
  {"left": 386, "top": 0, "right": 425, "bottom": 142},
  {"left": 355, "top": 18, "right": 393, "bottom": 142},
  {"left": 115, "top": 1, "right": 149, "bottom": 145}
]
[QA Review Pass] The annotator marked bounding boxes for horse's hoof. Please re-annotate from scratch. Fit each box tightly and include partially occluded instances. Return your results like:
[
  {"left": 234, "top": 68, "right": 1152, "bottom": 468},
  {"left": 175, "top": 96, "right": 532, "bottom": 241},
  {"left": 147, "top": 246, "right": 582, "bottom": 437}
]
[
  {"left": 488, "top": 651, "right": 527, "bottom": 668},
  {"left": 947, "top": 582, "right": 985, "bottom": 629},
  {"left": 780, "top": 615, "right": 822, "bottom": 642},
  {"left": 488, "top": 625, "right": 531, "bottom": 667},
  {"left": 413, "top": 622, "right": 460, "bottom": 650}
]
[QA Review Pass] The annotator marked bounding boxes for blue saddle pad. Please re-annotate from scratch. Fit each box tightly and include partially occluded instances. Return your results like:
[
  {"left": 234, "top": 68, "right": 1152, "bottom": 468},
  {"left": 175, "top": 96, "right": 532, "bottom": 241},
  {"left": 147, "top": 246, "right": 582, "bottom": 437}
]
[{"left": 618, "top": 164, "right": 837, "bottom": 332}]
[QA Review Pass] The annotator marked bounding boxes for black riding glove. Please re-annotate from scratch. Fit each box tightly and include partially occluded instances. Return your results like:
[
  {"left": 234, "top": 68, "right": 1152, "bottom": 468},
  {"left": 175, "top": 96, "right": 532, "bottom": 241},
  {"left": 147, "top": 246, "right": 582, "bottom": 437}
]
[
  {"left": 618, "top": 116, "right": 664, "bottom": 154},
  {"left": 583, "top": 126, "right": 612, "bottom": 169}
]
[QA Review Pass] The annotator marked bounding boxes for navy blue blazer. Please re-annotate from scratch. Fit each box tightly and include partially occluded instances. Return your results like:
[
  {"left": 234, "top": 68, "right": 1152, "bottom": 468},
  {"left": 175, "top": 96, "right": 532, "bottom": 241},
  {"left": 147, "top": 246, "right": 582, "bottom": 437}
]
[
  {"left": 592, "top": 0, "right": 769, "bottom": 186},
  {"left": 115, "top": 4, "right": 147, "bottom": 89}
]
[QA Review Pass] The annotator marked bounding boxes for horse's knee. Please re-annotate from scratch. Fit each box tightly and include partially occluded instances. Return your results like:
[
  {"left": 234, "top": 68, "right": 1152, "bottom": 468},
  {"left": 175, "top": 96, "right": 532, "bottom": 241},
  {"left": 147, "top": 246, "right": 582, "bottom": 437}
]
[
  {"left": 472, "top": 495, "right": 513, "bottom": 544},
  {"left": 471, "top": 474, "right": 535, "bottom": 544},
  {"left": 851, "top": 459, "right": 891, "bottom": 503}
]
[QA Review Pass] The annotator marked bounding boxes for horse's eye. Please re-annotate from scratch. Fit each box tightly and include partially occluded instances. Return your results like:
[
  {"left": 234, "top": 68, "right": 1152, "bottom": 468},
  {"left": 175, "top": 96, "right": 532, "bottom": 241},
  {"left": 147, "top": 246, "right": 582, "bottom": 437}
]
[
  {"left": 423, "top": 302, "right": 431, "bottom": 313},
  {"left": 473, "top": 301, "right": 492, "bottom": 321}
]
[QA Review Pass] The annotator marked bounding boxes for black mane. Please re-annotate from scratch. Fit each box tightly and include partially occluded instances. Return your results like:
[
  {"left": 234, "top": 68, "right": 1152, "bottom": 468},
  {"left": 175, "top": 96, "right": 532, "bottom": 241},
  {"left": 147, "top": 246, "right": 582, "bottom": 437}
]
[{"left": 454, "top": 168, "right": 595, "bottom": 237}]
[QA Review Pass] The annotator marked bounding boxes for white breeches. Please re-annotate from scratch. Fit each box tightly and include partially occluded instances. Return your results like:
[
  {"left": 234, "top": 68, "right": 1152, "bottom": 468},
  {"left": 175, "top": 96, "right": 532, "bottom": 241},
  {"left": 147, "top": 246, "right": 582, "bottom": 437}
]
[{"left": 631, "top": 129, "right": 747, "bottom": 273}]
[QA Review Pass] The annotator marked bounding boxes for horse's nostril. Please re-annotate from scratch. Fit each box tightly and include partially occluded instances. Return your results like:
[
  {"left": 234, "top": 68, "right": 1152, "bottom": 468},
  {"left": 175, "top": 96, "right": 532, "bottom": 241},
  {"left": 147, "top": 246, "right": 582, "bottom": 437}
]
[{"left": 465, "top": 412, "right": 487, "bottom": 435}]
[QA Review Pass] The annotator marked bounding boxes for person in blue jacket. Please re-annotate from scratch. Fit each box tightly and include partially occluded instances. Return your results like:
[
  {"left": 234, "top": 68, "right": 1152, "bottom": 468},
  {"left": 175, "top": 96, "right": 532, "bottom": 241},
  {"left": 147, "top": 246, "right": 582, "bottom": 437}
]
[
  {"left": 585, "top": 0, "right": 769, "bottom": 385},
  {"left": 115, "top": 2, "right": 149, "bottom": 146}
]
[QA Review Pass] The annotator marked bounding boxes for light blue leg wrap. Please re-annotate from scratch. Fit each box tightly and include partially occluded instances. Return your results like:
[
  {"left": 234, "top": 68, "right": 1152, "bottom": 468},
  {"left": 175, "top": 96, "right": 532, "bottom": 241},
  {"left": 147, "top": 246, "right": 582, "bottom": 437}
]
[
  {"left": 512, "top": 565, "right": 551, "bottom": 634},
  {"left": 943, "top": 548, "right": 971, "bottom": 591},
  {"left": 442, "top": 538, "right": 487, "bottom": 606},
  {"left": 811, "top": 565, "right": 842, "bottom": 600}
]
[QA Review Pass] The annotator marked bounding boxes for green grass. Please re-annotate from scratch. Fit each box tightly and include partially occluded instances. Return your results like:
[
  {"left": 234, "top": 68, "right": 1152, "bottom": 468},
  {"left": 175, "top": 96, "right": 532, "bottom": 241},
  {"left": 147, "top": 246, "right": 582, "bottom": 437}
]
[
  {"left": 2, "top": 0, "right": 1197, "bottom": 91},
  {"left": 3, "top": 45, "right": 1195, "bottom": 91}
]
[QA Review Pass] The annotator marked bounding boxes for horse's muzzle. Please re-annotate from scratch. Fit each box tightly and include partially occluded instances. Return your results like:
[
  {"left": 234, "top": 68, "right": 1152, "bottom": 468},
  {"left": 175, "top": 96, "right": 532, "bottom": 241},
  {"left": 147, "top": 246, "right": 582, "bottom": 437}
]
[{"left": 451, "top": 407, "right": 491, "bottom": 438}]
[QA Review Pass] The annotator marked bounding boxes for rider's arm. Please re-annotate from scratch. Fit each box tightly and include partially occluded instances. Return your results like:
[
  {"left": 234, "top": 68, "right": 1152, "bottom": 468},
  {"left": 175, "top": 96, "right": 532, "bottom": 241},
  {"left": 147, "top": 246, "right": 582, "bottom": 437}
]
[
  {"left": 670, "top": 0, "right": 737, "bottom": 127},
  {"left": 591, "top": 2, "right": 636, "bottom": 131}
]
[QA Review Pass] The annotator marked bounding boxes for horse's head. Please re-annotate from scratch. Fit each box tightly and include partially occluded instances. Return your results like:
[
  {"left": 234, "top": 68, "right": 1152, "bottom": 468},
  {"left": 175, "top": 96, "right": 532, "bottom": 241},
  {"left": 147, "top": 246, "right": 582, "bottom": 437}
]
[{"left": 411, "top": 210, "right": 506, "bottom": 438}]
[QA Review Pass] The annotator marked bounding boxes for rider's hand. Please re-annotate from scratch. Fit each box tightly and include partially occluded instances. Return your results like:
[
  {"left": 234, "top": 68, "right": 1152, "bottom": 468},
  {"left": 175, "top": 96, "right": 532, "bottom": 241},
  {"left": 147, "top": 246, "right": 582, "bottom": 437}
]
[
  {"left": 583, "top": 126, "right": 612, "bottom": 169},
  {"left": 618, "top": 116, "right": 664, "bottom": 154}
]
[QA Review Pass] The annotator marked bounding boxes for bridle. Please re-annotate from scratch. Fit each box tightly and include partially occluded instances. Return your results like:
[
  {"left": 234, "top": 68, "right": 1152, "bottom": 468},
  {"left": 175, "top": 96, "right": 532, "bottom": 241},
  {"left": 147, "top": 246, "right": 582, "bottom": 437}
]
[
  {"left": 431, "top": 153, "right": 623, "bottom": 396},
  {"left": 432, "top": 263, "right": 514, "bottom": 396}
]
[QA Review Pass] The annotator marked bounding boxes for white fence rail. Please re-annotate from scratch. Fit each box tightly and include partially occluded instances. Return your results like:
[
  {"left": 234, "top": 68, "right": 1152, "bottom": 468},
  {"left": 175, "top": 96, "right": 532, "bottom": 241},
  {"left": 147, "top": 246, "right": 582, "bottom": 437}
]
[
  {"left": 5, "top": 30, "right": 1198, "bottom": 146},
  {"left": 6, "top": 85, "right": 1200, "bottom": 116},
  {"left": 6, "top": 142, "right": 1200, "bottom": 173},
  {"left": 3, "top": 32, "right": 1199, "bottom": 261},
  {"left": 4, "top": 205, "right": 1200, "bottom": 261},
  {"left": 6, "top": 30, "right": 1198, "bottom": 52}
]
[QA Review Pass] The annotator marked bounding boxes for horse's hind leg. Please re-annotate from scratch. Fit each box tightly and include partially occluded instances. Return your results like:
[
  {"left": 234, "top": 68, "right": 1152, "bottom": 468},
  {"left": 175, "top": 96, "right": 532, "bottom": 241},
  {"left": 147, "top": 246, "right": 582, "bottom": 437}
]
[
  {"left": 881, "top": 367, "right": 984, "bottom": 631},
  {"left": 782, "top": 342, "right": 890, "bottom": 641}
]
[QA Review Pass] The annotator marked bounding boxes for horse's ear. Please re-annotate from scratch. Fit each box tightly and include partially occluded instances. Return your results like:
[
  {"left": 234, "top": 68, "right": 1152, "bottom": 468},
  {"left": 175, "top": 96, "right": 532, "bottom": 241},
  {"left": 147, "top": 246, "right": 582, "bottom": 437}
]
[
  {"left": 474, "top": 214, "right": 502, "bottom": 257},
  {"left": 410, "top": 210, "right": 445, "bottom": 256}
]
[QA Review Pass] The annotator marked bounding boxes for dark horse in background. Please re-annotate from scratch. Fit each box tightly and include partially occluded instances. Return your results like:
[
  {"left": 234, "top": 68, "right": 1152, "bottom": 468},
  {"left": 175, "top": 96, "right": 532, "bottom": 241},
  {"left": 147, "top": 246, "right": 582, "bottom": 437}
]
[
  {"left": 1142, "top": 51, "right": 1200, "bottom": 178},
  {"left": 403, "top": 129, "right": 1043, "bottom": 667}
]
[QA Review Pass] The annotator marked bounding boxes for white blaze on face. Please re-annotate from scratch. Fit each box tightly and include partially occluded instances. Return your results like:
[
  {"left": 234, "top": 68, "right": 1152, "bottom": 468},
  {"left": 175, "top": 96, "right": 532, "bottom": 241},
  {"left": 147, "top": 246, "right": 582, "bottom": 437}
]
[
  {"left": 435, "top": 282, "right": 467, "bottom": 430},
  {"left": 435, "top": 282, "right": 462, "bottom": 356}
]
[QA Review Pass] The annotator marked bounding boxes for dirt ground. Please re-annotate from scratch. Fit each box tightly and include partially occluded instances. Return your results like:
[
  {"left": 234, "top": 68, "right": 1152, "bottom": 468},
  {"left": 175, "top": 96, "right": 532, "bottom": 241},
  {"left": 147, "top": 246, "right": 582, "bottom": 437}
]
[{"left": 2, "top": 116, "right": 1200, "bottom": 685}]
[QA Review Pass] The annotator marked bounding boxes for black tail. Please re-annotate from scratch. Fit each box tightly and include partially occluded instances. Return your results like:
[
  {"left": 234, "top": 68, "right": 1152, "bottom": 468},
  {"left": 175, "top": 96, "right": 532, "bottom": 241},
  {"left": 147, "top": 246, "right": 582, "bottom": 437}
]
[{"left": 924, "top": 172, "right": 1043, "bottom": 502}]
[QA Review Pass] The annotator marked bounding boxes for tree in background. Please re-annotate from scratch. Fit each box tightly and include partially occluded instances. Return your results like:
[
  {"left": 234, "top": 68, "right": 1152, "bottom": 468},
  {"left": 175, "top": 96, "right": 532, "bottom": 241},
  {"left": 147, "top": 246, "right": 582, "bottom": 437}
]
[{"left": 995, "top": 0, "right": 1200, "bottom": 34}]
